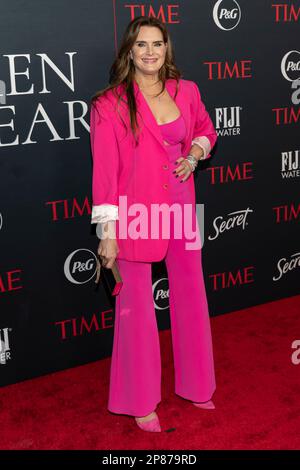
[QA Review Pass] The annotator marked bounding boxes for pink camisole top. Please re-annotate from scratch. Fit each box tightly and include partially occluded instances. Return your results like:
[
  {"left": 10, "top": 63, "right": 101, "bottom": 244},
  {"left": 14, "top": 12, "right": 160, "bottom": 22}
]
[{"left": 158, "top": 114, "right": 186, "bottom": 146}]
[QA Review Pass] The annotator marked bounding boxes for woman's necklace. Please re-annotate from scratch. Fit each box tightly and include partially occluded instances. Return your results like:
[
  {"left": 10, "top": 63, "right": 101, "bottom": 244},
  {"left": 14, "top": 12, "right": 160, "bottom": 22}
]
[{"left": 139, "top": 84, "right": 166, "bottom": 101}]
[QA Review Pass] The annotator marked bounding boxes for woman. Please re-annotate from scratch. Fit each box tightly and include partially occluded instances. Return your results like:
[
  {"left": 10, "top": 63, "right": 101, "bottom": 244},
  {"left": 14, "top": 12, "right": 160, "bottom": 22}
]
[{"left": 90, "top": 16, "right": 217, "bottom": 432}]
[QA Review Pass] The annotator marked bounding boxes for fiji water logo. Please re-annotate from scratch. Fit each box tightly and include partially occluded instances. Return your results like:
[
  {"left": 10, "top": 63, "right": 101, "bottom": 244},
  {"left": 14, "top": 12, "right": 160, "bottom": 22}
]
[{"left": 0, "top": 328, "right": 12, "bottom": 365}]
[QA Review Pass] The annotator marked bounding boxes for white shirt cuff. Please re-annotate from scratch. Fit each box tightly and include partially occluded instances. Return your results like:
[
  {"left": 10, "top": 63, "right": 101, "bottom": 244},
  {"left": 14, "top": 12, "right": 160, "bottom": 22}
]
[
  {"left": 191, "top": 136, "right": 211, "bottom": 159},
  {"left": 91, "top": 204, "right": 119, "bottom": 224}
]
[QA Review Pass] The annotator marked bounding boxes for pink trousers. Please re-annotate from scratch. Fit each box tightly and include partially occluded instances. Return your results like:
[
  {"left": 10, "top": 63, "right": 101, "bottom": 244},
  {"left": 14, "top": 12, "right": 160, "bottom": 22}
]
[{"left": 107, "top": 143, "right": 216, "bottom": 417}]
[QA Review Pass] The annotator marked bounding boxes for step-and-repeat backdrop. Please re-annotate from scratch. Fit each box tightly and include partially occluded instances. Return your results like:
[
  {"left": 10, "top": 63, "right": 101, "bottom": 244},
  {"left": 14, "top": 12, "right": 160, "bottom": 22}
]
[{"left": 0, "top": 1, "right": 299, "bottom": 386}]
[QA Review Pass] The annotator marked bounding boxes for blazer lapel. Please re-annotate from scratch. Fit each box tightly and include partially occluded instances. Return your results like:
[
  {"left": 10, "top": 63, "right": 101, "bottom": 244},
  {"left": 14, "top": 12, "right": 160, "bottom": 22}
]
[{"left": 133, "top": 78, "right": 191, "bottom": 155}]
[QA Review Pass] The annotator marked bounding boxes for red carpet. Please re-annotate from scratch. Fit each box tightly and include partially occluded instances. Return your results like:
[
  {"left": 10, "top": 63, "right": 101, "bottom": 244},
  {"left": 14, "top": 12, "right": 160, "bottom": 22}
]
[{"left": 1, "top": 294, "right": 300, "bottom": 450}]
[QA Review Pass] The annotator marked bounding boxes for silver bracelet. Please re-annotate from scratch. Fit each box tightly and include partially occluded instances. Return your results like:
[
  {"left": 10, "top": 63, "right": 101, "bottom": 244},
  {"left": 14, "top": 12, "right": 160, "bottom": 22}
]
[{"left": 185, "top": 154, "right": 198, "bottom": 172}]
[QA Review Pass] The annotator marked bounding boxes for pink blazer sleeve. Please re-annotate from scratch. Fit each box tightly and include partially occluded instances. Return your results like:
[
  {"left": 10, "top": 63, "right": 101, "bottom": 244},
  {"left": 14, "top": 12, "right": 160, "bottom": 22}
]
[
  {"left": 90, "top": 97, "right": 119, "bottom": 224},
  {"left": 191, "top": 81, "right": 217, "bottom": 160}
]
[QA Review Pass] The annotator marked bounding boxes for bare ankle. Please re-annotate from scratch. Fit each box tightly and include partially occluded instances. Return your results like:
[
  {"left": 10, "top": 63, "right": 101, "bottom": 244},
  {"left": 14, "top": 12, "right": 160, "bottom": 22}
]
[{"left": 135, "top": 411, "right": 157, "bottom": 422}]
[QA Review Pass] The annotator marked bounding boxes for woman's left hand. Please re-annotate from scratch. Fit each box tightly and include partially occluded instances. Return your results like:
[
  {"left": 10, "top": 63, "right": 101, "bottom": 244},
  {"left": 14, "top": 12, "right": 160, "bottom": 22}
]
[{"left": 173, "top": 157, "right": 194, "bottom": 182}]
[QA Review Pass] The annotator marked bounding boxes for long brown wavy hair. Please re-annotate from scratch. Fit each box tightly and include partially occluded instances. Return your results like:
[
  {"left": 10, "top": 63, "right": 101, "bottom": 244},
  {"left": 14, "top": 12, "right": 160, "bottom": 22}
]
[{"left": 91, "top": 16, "right": 182, "bottom": 145}]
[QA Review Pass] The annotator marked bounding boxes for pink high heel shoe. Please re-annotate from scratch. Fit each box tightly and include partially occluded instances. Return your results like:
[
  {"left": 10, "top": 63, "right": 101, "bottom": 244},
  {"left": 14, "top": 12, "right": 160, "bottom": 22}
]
[
  {"left": 135, "top": 412, "right": 162, "bottom": 432},
  {"left": 192, "top": 399, "right": 215, "bottom": 410}
]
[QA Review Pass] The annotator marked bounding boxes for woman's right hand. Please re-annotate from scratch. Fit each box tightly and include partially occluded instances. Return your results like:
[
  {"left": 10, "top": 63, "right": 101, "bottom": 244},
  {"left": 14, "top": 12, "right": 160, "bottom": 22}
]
[{"left": 98, "top": 235, "right": 119, "bottom": 269}]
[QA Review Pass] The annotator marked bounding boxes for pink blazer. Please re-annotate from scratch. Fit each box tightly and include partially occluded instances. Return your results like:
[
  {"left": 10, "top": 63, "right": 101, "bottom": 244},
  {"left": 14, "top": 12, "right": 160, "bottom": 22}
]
[{"left": 90, "top": 78, "right": 217, "bottom": 262}]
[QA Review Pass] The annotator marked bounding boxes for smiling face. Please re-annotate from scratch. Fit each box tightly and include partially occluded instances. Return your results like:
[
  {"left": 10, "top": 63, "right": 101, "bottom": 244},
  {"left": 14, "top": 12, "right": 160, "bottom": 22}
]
[{"left": 130, "top": 25, "right": 167, "bottom": 79}]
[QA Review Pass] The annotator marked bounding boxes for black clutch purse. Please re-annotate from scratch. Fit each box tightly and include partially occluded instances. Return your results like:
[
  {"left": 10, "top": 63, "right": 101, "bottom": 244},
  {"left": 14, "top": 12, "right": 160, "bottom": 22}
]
[{"left": 94, "top": 254, "right": 123, "bottom": 296}]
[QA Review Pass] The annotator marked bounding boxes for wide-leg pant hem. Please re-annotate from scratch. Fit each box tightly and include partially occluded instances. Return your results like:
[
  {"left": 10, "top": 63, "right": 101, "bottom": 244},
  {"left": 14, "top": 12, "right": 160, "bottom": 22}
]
[
  {"left": 175, "top": 387, "right": 216, "bottom": 404},
  {"left": 107, "top": 398, "right": 162, "bottom": 418}
]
